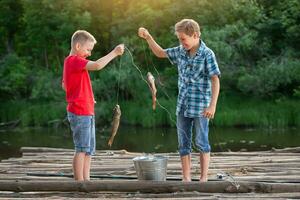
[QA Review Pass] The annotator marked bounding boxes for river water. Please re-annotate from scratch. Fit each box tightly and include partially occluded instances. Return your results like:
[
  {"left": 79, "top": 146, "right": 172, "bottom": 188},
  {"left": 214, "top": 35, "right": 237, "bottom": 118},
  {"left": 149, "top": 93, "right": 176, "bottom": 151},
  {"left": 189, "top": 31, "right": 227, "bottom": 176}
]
[{"left": 0, "top": 125, "right": 299, "bottom": 160}]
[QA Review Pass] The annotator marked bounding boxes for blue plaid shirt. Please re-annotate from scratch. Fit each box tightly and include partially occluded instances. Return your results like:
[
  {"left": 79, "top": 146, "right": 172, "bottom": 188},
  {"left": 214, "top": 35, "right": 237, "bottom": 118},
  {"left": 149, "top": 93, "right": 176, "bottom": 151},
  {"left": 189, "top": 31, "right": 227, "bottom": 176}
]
[{"left": 165, "top": 40, "right": 221, "bottom": 118}]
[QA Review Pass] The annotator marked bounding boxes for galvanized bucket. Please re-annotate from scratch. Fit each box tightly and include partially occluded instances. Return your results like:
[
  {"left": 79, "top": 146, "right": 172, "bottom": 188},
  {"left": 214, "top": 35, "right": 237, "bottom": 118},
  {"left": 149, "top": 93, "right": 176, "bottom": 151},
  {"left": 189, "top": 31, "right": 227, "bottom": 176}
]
[{"left": 133, "top": 155, "right": 168, "bottom": 181}]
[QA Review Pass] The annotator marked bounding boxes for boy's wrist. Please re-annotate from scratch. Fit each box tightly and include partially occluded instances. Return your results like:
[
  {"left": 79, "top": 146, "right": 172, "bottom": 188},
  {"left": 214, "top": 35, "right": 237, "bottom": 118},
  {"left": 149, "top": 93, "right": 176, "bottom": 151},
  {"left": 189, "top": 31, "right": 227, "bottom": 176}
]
[
  {"left": 112, "top": 50, "right": 118, "bottom": 57},
  {"left": 209, "top": 103, "right": 216, "bottom": 108},
  {"left": 145, "top": 34, "right": 152, "bottom": 41}
]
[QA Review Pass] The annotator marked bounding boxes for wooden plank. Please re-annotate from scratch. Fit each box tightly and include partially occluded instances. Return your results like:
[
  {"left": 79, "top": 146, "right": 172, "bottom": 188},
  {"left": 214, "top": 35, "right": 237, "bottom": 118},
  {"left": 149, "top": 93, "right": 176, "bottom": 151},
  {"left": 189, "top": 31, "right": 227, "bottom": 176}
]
[
  {"left": 0, "top": 180, "right": 300, "bottom": 193},
  {"left": 1, "top": 146, "right": 300, "bottom": 198}
]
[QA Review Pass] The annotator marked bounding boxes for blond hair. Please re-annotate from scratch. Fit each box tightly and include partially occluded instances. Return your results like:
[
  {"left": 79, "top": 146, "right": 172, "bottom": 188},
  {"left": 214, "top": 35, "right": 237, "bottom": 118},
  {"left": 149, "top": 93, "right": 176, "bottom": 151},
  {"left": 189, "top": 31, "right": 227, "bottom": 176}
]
[
  {"left": 71, "top": 30, "right": 97, "bottom": 48},
  {"left": 175, "top": 19, "right": 201, "bottom": 37}
]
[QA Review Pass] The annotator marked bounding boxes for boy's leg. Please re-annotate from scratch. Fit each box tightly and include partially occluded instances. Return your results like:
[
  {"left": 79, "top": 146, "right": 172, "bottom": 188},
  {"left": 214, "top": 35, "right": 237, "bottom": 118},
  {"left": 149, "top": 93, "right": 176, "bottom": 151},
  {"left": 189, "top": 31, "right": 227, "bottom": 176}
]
[
  {"left": 199, "top": 152, "right": 210, "bottom": 182},
  {"left": 68, "top": 112, "right": 94, "bottom": 181},
  {"left": 177, "top": 114, "right": 193, "bottom": 181},
  {"left": 73, "top": 152, "right": 85, "bottom": 181},
  {"left": 83, "top": 115, "right": 95, "bottom": 181},
  {"left": 194, "top": 116, "right": 210, "bottom": 182},
  {"left": 83, "top": 155, "right": 91, "bottom": 180},
  {"left": 180, "top": 154, "right": 191, "bottom": 182}
]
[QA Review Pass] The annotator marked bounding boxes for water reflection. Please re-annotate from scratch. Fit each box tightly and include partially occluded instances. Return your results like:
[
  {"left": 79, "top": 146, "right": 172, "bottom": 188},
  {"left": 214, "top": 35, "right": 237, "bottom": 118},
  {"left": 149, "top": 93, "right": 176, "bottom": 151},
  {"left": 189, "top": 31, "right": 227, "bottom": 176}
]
[{"left": 0, "top": 126, "right": 299, "bottom": 160}]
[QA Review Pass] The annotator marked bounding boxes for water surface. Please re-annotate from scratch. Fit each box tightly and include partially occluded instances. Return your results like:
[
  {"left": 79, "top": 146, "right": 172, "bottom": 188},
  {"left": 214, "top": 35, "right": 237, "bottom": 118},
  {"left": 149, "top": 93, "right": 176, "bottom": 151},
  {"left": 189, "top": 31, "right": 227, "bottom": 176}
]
[{"left": 1, "top": 125, "right": 299, "bottom": 160}]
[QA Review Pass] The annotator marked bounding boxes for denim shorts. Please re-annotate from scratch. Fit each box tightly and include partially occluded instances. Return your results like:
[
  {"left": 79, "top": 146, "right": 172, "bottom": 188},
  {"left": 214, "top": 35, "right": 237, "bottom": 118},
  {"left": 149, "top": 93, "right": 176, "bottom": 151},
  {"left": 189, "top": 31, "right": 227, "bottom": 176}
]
[
  {"left": 177, "top": 114, "right": 210, "bottom": 156},
  {"left": 67, "top": 112, "right": 95, "bottom": 156}
]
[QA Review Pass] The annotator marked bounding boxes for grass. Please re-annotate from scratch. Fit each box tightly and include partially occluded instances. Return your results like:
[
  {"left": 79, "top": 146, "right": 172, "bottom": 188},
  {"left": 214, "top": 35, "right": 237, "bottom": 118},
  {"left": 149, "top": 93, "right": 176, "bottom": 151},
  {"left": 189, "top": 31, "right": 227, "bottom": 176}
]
[
  {"left": 214, "top": 93, "right": 300, "bottom": 128},
  {"left": 0, "top": 100, "right": 66, "bottom": 127},
  {"left": 0, "top": 93, "right": 299, "bottom": 128}
]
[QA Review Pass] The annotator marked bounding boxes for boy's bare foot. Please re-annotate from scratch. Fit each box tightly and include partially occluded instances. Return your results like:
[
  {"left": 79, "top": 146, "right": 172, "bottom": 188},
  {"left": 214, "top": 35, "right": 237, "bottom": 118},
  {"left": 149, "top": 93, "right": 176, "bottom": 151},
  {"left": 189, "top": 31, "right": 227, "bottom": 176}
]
[
  {"left": 199, "top": 178, "right": 208, "bottom": 182},
  {"left": 182, "top": 177, "right": 191, "bottom": 182}
]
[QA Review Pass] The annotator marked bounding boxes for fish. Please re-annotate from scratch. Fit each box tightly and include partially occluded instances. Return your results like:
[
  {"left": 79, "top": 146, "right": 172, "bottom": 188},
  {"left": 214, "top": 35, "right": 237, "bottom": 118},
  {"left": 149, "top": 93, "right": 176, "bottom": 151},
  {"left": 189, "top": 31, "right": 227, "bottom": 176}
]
[
  {"left": 108, "top": 104, "right": 121, "bottom": 147},
  {"left": 147, "top": 72, "right": 157, "bottom": 110}
]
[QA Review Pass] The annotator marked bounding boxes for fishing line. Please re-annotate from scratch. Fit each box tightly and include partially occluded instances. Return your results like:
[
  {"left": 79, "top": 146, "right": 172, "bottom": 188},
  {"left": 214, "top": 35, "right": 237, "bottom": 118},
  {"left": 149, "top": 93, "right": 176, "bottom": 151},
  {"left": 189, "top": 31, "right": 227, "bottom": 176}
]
[
  {"left": 141, "top": 41, "right": 150, "bottom": 72},
  {"left": 141, "top": 41, "right": 171, "bottom": 100},
  {"left": 142, "top": 41, "right": 161, "bottom": 79},
  {"left": 116, "top": 55, "right": 122, "bottom": 104},
  {"left": 125, "top": 46, "right": 151, "bottom": 87},
  {"left": 125, "top": 46, "right": 177, "bottom": 124}
]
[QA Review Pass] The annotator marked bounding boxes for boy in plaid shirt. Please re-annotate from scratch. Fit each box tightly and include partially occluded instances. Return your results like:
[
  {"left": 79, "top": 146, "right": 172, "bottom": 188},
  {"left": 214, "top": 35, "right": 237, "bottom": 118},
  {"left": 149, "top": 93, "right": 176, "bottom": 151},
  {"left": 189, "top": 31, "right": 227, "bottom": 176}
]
[{"left": 138, "top": 19, "right": 220, "bottom": 182}]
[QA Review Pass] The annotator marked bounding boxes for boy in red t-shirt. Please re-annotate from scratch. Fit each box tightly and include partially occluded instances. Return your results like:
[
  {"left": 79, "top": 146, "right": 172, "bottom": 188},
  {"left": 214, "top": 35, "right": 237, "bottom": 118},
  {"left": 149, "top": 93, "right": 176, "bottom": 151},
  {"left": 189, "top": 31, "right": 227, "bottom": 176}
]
[{"left": 62, "top": 30, "right": 124, "bottom": 181}]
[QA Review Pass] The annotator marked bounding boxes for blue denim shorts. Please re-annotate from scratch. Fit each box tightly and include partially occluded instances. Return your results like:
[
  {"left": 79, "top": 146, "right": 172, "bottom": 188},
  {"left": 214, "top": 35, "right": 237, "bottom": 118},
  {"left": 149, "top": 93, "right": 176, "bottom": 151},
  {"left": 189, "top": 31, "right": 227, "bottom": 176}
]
[
  {"left": 177, "top": 114, "right": 210, "bottom": 156},
  {"left": 67, "top": 112, "right": 95, "bottom": 156}
]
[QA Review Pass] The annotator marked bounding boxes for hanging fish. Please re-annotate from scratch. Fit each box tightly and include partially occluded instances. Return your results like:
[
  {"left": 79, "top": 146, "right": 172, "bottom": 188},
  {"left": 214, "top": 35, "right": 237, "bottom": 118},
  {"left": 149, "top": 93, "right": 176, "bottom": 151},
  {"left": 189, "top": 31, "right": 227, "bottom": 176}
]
[
  {"left": 147, "top": 72, "right": 157, "bottom": 110},
  {"left": 108, "top": 104, "right": 121, "bottom": 147}
]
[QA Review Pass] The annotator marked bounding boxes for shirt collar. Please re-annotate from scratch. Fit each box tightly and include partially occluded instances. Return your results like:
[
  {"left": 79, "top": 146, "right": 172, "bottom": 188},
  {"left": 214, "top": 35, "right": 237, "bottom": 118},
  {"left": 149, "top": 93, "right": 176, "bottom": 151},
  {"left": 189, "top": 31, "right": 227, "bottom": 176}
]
[{"left": 180, "top": 40, "right": 206, "bottom": 58}]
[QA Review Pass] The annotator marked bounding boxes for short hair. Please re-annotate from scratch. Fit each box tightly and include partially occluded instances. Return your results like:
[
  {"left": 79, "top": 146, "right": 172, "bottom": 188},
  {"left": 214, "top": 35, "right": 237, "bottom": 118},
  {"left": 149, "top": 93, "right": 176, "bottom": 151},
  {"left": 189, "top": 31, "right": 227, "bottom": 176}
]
[
  {"left": 71, "top": 30, "right": 97, "bottom": 48},
  {"left": 175, "top": 19, "right": 201, "bottom": 37}
]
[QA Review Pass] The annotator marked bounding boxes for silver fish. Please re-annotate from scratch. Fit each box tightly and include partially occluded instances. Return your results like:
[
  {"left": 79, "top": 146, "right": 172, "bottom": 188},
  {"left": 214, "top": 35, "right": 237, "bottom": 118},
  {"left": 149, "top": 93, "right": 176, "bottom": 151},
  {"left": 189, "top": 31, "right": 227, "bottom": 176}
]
[
  {"left": 147, "top": 72, "right": 157, "bottom": 110},
  {"left": 108, "top": 104, "right": 121, "bottom": 147}
]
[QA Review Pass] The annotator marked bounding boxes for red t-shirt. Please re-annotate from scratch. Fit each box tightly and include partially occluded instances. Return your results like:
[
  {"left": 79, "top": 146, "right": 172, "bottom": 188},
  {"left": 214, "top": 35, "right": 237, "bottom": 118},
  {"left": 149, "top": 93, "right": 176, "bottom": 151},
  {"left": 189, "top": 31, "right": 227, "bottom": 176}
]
[{"left": 63, "top": 55, "right": 95, "bottom": 115}]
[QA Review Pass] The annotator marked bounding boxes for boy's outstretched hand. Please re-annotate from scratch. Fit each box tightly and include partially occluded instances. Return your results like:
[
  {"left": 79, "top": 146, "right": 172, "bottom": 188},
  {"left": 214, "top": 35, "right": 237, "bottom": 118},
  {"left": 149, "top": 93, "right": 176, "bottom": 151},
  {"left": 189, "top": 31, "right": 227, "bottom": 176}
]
[
  {"left": 114, "top": 44, "right": 125, "bottom": 56},
  {"left": 138, "top": 27, "right": 150, "bottom": 40}
]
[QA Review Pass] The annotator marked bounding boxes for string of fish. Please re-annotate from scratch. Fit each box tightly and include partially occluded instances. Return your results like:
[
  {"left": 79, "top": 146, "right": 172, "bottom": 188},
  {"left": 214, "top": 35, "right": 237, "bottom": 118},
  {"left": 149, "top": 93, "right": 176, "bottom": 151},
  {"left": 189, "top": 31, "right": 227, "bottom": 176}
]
[
  {"left": 126, "top": 45, "right": 240, "bottom": 189},
  {"left": 107, "top": 56, "right": 122, "bottom": 147},
  {"left": 125, "top": 46, "right": 178, "bottom": 127},
  {"left": 141, "top": 42, "right": 171, "bottom": 100}
]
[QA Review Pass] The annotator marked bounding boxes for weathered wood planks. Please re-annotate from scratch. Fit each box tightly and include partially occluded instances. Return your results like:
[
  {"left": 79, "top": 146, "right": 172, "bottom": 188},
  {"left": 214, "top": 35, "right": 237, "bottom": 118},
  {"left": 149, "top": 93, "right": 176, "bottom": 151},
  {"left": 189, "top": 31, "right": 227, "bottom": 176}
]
[{"left": 0, "top": 146, "right": 299, "bottom": 199}]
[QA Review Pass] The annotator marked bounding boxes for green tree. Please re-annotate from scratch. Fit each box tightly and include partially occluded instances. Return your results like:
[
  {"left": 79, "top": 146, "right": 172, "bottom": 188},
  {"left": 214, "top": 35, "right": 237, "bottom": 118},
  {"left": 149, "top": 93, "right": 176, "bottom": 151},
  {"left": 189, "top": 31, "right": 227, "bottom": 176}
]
[
  {"left": 0, "top": 0, "right": 23, "bottom": 55},
  {"left": 0, "top": 54, "right": 30, "bottom": 99},
  {"left": 21, "top": 0, "right": 92, "bottom": 71}
]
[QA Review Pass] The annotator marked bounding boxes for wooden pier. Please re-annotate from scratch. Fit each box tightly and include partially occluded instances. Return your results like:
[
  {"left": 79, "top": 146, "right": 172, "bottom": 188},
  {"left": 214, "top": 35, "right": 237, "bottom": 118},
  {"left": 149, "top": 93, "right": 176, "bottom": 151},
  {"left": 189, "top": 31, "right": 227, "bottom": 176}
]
[{"left": 0, "top": 147, "right": 299, "bottom": 199}]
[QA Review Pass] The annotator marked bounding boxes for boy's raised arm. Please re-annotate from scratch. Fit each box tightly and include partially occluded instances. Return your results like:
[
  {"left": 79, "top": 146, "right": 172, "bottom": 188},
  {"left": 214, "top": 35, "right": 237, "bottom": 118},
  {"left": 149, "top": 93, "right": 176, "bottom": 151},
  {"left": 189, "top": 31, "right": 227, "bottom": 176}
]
[
  {"left": 86, "top": 44, "right": 124, "bottom": 71},
  {"left": 138, "top": 27, "right": 167, "bottom": 58}
]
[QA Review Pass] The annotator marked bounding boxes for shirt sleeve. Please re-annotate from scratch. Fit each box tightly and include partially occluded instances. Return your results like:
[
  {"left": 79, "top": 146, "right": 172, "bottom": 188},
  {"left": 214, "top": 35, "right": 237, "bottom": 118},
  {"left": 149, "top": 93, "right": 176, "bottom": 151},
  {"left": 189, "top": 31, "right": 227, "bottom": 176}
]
[
  {"left": 164, "top": 46, "right": 180, "bottom": 65},
  {"left": 72, "top": 56, "right": 89, "bottom": 72},
  {"left": 206, "top": 50, "right": 221, "bottom": 77}
]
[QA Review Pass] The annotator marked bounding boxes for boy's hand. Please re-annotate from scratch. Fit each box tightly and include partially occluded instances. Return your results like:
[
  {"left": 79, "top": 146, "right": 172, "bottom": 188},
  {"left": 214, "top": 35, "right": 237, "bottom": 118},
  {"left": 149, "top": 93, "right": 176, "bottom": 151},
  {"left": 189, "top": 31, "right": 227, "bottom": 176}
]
[
  {"left": 203, "top": 105, "right": 216, "bottom": 119},
  {"left": 114, "top": 44, "right": 125, "bottom": 56},
  {"left": 138, "top": 27, "right": 150, "bottom": 40}
]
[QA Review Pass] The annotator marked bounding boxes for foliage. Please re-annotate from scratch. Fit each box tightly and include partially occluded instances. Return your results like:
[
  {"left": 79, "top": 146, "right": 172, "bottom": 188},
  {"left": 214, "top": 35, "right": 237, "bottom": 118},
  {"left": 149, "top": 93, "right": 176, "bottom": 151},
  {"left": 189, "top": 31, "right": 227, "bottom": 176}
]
[
  {"left": 237, "top": 54, "right": 300, "bottom": 97},
  {"left": 30, "top": 70, "right": 64, "bottom": 101},
  {"left": 0, "top": 54, "right": 30, "bottom": 99},
  {"left": 0, "top": 0, "right": 23, "bottom": 54},
  {"left": 214, "top": 92, "right": 300, "bottom": 128},
  {"left": 0, "top": 0, "right": 299, "bottom": 128},
  {"left": 21, "top": 0, "right": 92, "bottom": 71},
  {"left": 294, "top": 86, "right": 300, "bottom": 98},
  {"left": 1, "top": 95, "right": 299, "bottom": 128}
]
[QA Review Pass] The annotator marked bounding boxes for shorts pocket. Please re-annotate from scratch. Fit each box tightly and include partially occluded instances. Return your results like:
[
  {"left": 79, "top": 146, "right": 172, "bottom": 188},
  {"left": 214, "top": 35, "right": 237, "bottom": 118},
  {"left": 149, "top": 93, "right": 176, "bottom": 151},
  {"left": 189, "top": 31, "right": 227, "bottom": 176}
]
[{"left": 77, "top": 116, "right": 92, "bottom": 129}]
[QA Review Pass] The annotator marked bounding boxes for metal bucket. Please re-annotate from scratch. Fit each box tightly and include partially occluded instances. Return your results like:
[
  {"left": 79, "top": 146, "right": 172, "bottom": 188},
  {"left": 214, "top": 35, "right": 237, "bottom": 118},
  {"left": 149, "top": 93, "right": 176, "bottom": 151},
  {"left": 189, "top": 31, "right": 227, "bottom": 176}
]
[{"left": 133, "top": 155, "right": 168, "bottom": 181}]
